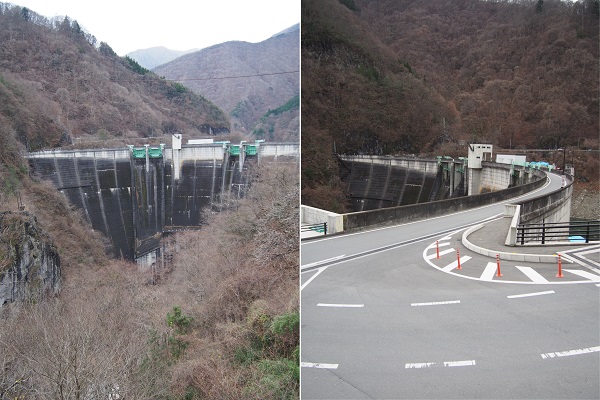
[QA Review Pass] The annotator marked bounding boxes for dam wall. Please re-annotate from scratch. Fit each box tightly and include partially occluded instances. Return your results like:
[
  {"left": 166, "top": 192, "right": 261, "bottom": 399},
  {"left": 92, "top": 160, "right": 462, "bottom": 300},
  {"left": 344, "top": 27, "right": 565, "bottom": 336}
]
[
  {"left": 28, "top": 142, "right": 298, "bottom": 261},
  {"left": 339, "top": 155, "right": 466, "bottom": 212},
  {"left": 312, "top": 155, "right": 546, "bottom": 233}
]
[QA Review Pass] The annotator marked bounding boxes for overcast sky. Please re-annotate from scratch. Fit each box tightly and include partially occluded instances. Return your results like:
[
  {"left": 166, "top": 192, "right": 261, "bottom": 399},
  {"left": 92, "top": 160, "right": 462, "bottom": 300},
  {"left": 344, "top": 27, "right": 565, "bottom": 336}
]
[{"left": 13, "top": 0, "right": 299, "bottom": 55}]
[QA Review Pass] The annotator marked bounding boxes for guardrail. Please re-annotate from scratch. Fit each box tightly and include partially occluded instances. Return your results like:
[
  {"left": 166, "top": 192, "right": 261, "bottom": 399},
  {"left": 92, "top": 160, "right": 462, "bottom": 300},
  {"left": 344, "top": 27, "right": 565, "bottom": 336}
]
[
  {"left": 301, "top": 222, "right": 328, "bottom": 235},
  {"left": 517, "top": 220, "right": 600, "bottom": 245}
]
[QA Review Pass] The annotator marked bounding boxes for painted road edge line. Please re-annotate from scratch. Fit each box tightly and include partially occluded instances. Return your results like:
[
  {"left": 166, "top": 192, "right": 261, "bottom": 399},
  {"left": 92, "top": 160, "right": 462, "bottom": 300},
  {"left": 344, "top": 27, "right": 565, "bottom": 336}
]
[
  {"left": 541, "top": 346, "right": 600, "bottom": 359},
  {"left": 301, "top": 362, "right": 339, "bottom": 369},
  {"left": 507, "top": 290, "right": 555, "bottom": 299},
  {"left": 411, "top": 300, "right": 460, "bottom": 307},
  {"left": 317, "top": 303, "right": 364, "bottom": 308},
  {"left": 405, "top": 360, "right": 476, "bottom": 368}
]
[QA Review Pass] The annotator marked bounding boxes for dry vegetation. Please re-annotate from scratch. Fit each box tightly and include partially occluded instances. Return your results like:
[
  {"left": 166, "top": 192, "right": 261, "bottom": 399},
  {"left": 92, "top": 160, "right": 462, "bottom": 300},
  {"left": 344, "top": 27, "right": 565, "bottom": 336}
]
[
  {"left": 0, "top": 3, "right": 230, "bottom": 152},
  {"left": 1, "top": 162, "right": 299, "bottom": 399},
  {"left": 301, "top": 0, "right": 599, "bottom": 212}
]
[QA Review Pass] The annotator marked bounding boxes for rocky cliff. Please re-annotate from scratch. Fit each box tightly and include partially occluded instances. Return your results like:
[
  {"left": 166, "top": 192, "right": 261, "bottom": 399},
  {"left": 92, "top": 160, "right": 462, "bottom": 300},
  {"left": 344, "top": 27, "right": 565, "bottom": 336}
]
[{"left": 0, "top": 212, "right": 60, "bottom": 305}]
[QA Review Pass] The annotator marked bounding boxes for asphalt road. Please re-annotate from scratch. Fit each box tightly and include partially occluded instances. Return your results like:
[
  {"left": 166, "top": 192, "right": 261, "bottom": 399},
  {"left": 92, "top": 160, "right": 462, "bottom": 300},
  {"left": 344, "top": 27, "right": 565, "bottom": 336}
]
[{"left": 301, "top": 173, "right": 600, "bottom": 399}]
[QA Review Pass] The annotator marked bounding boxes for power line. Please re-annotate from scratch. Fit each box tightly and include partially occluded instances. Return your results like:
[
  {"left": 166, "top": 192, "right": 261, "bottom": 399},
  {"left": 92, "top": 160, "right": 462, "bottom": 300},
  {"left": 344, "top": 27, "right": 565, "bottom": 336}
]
[{"left": 171, "top": 70, "right": 299, "bottom": 82}]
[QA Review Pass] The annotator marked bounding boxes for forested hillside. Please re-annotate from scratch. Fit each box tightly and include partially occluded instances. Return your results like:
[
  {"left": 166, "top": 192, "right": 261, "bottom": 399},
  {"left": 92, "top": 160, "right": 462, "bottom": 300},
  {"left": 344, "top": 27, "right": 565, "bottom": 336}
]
[
  {"left": 0, "top": 2, "right": 229, "bottom": 153},
  {"left": 0, "top": 4, "right": 298, "bottom": 398},
  {"left": 301, "top": 0, "right": 599, "bottom": 213}
]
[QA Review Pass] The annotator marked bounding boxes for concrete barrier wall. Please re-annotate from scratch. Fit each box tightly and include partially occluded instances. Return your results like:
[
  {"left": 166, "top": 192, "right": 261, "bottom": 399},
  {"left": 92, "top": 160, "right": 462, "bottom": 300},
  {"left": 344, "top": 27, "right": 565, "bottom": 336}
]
[
  {"left": 517, "top": 173, "right": 573, "bottom": 225},
  {"left": 301, "top": 205, "right": 344, "bottom": 234}
]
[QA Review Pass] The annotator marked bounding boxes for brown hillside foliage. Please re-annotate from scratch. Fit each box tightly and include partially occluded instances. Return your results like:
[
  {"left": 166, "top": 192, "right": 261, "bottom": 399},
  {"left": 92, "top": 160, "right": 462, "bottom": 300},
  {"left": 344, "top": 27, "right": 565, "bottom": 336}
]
[
  {"left": 301, "top": 0, "right": 599, "bottom": 211},
  {"left": 1, "top": 162, "right": 299, "bottom": 399},
  {"left": 0, "top": 3, "right": 229, "bottom": 152}
]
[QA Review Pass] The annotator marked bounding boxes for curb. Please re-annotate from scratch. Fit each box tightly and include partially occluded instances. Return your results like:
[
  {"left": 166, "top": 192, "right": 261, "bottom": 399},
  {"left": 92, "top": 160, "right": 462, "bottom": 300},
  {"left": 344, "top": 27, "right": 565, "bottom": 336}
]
[{"left": 461, "top": 223, "right": 566, "bottom": 264}]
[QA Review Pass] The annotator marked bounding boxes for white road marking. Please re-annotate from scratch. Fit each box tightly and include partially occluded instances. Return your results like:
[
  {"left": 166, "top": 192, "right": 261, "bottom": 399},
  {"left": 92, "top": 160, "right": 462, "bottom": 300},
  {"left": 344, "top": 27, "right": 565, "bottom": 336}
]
[
  {"left": 300, "top": 267, "right": 328, "bottom": 291},
  {"left": 541, "top": 346, "right": 600, "bottom": 359},
  {"left": 301, "top": 254, "right": 346, "bottom": 271},
  {"left": 564, "top": 269, "right": 600, "bottom": 282},
  {"left": 578, "top": 254, "right": 600, "bottom": 268},
  {"left": 411, "top": 300, "right": 460, "bottom": 307},
  {"left": 515, "top": 266, "right": 550, "bottom": 283},
  {"left": 425, "top": 248, "right": 455, "bottom": 260},
  {"left": 301, "top": 362, "right": 339, "bottom": 369},
  {"left": 480, "top": 262, "right": 499, "bottom": 281},
  {"left": 507, "top": 290, "right": 555, "bottom": 299},
  {"left": 444, "top": 360, "right": 476, "bottom": 367},
  {"left": 426, "top": 242, "right": 451, "bottom": 249},
  {"left": 442, "top": 256, "right": 471, "bottom": 272},
  {"left": 405, "top": 362, "right": 435, "bottom": 368},
  {"left": 596, "top": 283, "right": 600, "bottom": 287},
  {"left": 405, "top": 360, "right": 476, "bottom": 368},
  {"left": 317, "top": 303, "right": 364, "bottom": 308}
]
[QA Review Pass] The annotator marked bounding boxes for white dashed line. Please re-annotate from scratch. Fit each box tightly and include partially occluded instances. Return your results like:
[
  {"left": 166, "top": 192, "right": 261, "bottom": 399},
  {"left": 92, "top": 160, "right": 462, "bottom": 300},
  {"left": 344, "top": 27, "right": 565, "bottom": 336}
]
[
  {"left": 541, "top": 346, "right": 600, "bottom": 359},
  {"left": 507, "top": 290, "right": 555, "bottom": 299},
  {"left": 405, "top": 360, "right": 476, "bottom": 368},
  {"left": 317, "top": 303, "right": 364, "bottom": 308},
  {"left": 301, "top": 362, "right": 339, "bottom": 369},
  {"left": 411, "top": 300, "right": 461, "bottom": 307}
]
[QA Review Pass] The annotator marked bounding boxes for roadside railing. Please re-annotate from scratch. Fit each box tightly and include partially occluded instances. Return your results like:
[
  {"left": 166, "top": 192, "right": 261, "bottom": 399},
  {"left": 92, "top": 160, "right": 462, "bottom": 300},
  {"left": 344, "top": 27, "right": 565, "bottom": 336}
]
[
  {"left": 517, "top": 220, "right": 600, "bottom": 245},
  {"left": 301, "top": 222, "right": 328, "bottom": 235}
]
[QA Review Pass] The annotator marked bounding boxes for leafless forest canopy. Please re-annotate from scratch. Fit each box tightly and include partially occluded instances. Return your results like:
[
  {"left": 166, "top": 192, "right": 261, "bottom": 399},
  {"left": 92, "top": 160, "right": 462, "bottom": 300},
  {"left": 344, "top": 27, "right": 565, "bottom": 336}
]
[
  {"left": 0, "top": 3, "right": 298, "bottom": 398},
  {"left": 302, "top": 0, "right": 599, "bottom": 212}
]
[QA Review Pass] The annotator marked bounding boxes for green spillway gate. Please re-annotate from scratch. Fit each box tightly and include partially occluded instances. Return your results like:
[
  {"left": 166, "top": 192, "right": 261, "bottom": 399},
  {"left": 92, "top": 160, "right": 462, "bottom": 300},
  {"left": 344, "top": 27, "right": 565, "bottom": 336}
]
[
  {"left": 148, "top": 147, "right": 163, "bottom": 158},
  {"left": 132, "top": 148, "right": 146, "bottom": 159},
  {"left": 228, "top": 145, "right": 241, "bottom": 156},
  {"left": 245, "top": 145, "right": 258, "bottom": 156}
]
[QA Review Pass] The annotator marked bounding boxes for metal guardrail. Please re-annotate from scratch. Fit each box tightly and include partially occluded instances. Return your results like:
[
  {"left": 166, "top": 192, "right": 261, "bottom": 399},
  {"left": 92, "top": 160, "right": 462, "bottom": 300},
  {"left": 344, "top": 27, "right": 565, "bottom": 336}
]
[
  {"left": 301, "top": 222, "right": 328, "bottom": 235},
  {"left": 517, "top": 220, "right": 600, "bottom": 245}
]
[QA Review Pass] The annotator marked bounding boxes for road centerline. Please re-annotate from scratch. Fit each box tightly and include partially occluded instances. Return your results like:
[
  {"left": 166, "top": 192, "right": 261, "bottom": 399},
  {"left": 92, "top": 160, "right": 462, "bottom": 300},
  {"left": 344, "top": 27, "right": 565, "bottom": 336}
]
[
  {"left": 411, "top": 300, "right": 461, "bottom": 307},
  {"left": 317, "top": 303, "right": 364, "bottom": 308}
]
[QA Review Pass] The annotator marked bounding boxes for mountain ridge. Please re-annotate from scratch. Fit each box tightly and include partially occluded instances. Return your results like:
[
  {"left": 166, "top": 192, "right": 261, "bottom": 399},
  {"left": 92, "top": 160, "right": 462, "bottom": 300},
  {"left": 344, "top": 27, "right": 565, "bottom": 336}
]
[{"left": 153, "top": 24, "right": 299, "bottom": 140}]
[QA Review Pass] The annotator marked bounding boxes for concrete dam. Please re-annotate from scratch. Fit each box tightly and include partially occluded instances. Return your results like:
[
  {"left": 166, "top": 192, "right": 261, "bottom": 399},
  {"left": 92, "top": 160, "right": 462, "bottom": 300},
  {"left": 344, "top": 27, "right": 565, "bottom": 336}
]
[
  {"left": 27, "top": 141, "right": 299, "bottom": 262},
  {"left": 340, "top": 156, "right": 465, "bottom": 212},
  {"left": 339, "top": 150, "right": 542, "bottom": 213}
]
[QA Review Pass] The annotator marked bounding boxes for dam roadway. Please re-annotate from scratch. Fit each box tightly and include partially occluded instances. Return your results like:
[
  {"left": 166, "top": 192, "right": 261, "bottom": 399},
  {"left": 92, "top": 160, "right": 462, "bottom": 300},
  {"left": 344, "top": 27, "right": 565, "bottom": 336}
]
[{"left": 301, "top": 172, "right": 600, "bottom": 399}]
